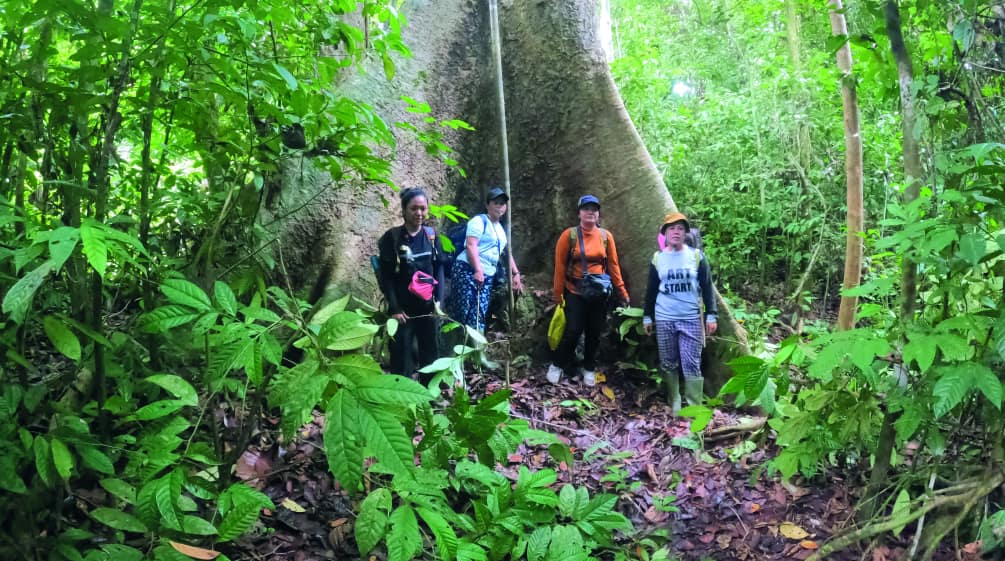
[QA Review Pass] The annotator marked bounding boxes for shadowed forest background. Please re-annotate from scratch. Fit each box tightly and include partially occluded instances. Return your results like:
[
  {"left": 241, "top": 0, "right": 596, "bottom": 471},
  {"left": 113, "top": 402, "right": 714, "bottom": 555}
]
[{"left": 2, "top": 0, "right": 1005, "bottom": 560}]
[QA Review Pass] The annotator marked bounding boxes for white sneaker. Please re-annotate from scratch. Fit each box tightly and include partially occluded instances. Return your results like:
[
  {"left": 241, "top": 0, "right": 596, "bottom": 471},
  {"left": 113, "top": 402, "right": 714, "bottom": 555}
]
[
  {"left": 546, "top": 364, "right": 563, "bottom": 385},
  {"left": 582, "top": 370, "right": 597, "bottom": 387}
]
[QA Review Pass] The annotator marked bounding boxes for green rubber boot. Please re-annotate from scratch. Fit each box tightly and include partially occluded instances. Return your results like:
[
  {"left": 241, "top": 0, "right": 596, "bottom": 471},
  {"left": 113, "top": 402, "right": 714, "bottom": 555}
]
[
  {"left": 662, "top": 369, "right": 682, "bottom": 414},
  {"left": 683, "top": 376, "right": 705, "bottom": 407}
]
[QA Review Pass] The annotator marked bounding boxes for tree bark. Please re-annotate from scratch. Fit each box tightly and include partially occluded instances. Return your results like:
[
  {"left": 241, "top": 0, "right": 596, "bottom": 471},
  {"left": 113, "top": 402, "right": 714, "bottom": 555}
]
[
  {"left": 829, "top": 0, "right": 864, "bottom": 331},
  {"left": 268, "top": 0, "right": 750, "bottom": 389}
]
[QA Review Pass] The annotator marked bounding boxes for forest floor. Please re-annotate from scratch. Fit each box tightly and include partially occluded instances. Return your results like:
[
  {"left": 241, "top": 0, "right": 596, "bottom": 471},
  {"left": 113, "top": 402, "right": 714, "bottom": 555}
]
[{"left": 231, "top": 349, "right": 982, "bottom": 561}]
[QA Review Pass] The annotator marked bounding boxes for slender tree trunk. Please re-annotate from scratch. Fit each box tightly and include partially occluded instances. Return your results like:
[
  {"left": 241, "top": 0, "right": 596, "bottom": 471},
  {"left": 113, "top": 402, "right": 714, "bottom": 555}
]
[
  {"left": 887, "top": 1, "right": 923, "bottom": 318},
  {"left": 829, "top": 0, "right": 864, "bottom": 331},
  {"left": 863, "top": 0, "right": 924, "bottom": 519}
]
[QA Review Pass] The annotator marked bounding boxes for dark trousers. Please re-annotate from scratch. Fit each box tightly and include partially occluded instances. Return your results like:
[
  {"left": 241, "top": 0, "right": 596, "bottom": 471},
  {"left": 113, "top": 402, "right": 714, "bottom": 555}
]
[
  {"left": 389, "top": 313, "right": 439, "bottom": 384},
  {"left": 552, "top": 291, "right": 606, "bottom": 373}
]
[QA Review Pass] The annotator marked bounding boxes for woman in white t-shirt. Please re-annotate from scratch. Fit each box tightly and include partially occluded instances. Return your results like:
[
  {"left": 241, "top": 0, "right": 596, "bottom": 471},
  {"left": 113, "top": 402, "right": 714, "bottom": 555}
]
[
  {"left": 642, "top": 212, "right": 717, "bottom": 413},
  {"left": 449, "top": 187, "right": 524, "bottom": 331}
]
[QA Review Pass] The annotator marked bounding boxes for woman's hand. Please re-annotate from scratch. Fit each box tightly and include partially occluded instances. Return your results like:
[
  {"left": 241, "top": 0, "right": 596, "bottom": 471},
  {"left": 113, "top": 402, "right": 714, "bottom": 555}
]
[
  {"left": 512, "top": 273, "right": 525, "bottom": 294},
  {"left": 392, "top": 312, "right": 408, "bottom": 324},
  {"left": 473, "top": 269, "right": 485, "bottom": 284},
  {"left": 706, "top": 319, "right": 718, "bottom": 335}
]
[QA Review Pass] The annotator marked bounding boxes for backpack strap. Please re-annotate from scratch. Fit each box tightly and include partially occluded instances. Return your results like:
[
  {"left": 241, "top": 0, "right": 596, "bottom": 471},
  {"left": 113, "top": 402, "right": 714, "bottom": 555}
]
[{"left": 567, "top": 226, "right": 608, "bottom": 279}]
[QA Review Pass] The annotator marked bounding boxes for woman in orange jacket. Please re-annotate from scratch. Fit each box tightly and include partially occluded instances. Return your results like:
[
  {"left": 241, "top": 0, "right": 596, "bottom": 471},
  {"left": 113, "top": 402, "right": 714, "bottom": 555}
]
[{"left": 546, "top": 195, "right": 630, "bottom": 386}]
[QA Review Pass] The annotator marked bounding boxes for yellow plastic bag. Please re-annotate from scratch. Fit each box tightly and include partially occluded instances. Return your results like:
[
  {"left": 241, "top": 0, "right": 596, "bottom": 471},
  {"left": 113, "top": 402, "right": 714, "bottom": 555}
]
[{"left": 548, "top": 302, "right": 566, "bottom": 350}]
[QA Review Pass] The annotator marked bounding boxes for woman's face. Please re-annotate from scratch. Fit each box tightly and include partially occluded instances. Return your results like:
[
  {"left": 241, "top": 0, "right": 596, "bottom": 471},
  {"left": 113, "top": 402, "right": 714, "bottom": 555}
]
[
  {"left": 486, "top": 198, "right": 508, "bottom": 220},
  {"left": 663, "top": 222, "right": 687, "bottom": 248},
  {"left": 578, "top": 204, "right": 600, "bottom": 226},
  {"left": 403, "top": 196, "right": 428, "bottom": 228}
]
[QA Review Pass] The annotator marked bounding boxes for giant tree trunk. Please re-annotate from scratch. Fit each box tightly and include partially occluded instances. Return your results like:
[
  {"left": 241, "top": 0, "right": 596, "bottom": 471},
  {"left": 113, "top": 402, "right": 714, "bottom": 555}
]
[{"left": 267, "top": 0, "right": 749, "bottom": 390}]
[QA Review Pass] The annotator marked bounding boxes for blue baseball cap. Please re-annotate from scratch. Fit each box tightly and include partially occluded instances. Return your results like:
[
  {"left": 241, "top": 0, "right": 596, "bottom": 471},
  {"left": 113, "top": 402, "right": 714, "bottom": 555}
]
[
  {"left": 578, "top": 195, "right": 601, "bottom": 208},
  {"left": 486, "top": 187, "right": 509, "bottom": 203}
]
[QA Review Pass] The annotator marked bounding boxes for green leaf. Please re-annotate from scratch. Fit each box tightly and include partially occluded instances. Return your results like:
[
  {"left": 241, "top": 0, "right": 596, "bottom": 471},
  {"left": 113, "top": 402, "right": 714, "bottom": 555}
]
[
  {"left": 90, "top": 508, "right": 148, "bottom": 533},
  {"left": 80, "top": 221, "right": 108, "bottom": 277},
  {"left": 135, "top": 399, "right": 187, "bottom": 421},
  {"left": 161, "top": 279, "right": 212, "bottom": 311},
  {"left": 558, "top": 484, "right": 578, "bottom": 517},
  {"left": 547, "top": 525, "right": 587, "bottom": 561},
  {"left": 214, "top": 281, "right": 238, "bottom": 315},
  {"left": 387, "top": 505, "right": 421, "bottom": 561},
  {"left": 309, "top": 294, "right": 351, "bottom": 327},
  {"left": 891, "top": 489, "right": 911, "bottom": 536},
  {"left": 2, "top": 261, "right": 54, "bottom": 324},
  {"left": 182, "top": 515, "right": 219, "bottom": 535},
  {"left": 273, "top": 62, "right": 299, "bottom": 90},
  {"left": 319, "top": 311, "right": 379, "bottom": 351},
  {"left": 147, "top": 374, "right": 198, "bottom": 406},
  {"left": 903, "top": 333, "right": 937, "bottom": 372},
  {"left": 933, "top": 365, "right": 971, "bottom": 417},
  {"left": 269, "top": 360, "right": 324, "bottom": 438},
  {"left": 416, "top": 506, "right": 458, "bottom": 561},
  {"left": 958, "top": 232, "right": 985, "bottom": 266},
  {"left": 0, "top": 456, "right": 26, "bottom": 493},
  {"left": 155, "top": 474, "right": 182, "bottom": 531},
  {"left": 34, "top": 437, "right": 56, "bottom": 487},
  {"left": 44, "top": 316, "right": 82, "bottom": 362},
  {"left": 456, "top": 542, "right": 488, "bottom": 561},
  {"left": 217, "top": 501, "right": 262, "bottom": 541},
  {"left": 679, "top": 405, "right": 713, "bottom": 432},
  {"left": 355, "top": 488, "right": 391, "bottom": 554},
  {"left": 47, "top": 226, "right": 80, "bottom": 271},
  {"left": 100, "top": 478, "right": 136, "bottom": 504},
  {"left": 77, "top": 445, "right": 114, "bottom": 475},
  {"left": 352, "top": 374, "right": 430, "bottom": 405},
  {"left": 527, "top": 526, "right": 551, "bottom": 561},
  {"left": 357, "top": 401, "right": 414, "bottom": 477},
  {"left": 140, "top": 305, "right": 203, "bottom": 332},
  {"left": 324, "top": 390, "right": 365, "bottom": 491},
  {"left": 330, "top": 354, "right": 384, "bottom": 386},
  {"left": 971, "top": 364, "right": 1003, "bottom": 409}
]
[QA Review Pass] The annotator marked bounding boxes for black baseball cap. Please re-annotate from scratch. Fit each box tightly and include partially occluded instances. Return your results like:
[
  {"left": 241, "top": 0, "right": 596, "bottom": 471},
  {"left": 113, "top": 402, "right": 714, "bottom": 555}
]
[{"left": 486, "top": 187, "right": 509, "bottom": 203}]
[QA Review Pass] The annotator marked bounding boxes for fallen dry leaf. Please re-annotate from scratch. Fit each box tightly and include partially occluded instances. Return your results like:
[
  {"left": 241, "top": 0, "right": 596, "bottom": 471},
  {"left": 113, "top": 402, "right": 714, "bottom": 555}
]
[
  {"left": 281, "top": 498, "right": 306, "bottom": 513},
  {"left": 508, "top": 453, "right": 523, "bottom": 463},
  {"left": 800, "top": 540, "right": 818, "bottom": 549},
  {"left": 643, "top": 506, "right": 670, "bottom": 523},
  {"left": 169, "top": 541, "right": 220, "bottom": 559},
  {"left": 329, "top": 517, "right": 349, "bottom": 527},
  {"left": 601, "top": 385, "right": 615, "bottom": 401},
  {"left": 779, "top": 522, "right": 810, "bottom": 540},
  {"left": 595, "top": 371, "right": 607, "bottom": 383},
  {"left": 716, "top": 533, "right": 732, "bottom": 549},
  {"left": 962, "top": 541, "right": 981, "bottom": 554},
  {"left": 745, "top": 502, "right": 760, "bottom": 513}
]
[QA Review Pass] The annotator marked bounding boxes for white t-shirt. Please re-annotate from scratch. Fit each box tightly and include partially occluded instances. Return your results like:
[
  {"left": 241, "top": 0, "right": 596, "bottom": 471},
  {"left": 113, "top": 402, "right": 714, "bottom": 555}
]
[{"left": 459, "top": 214, "right": 508, "bottom": 277}]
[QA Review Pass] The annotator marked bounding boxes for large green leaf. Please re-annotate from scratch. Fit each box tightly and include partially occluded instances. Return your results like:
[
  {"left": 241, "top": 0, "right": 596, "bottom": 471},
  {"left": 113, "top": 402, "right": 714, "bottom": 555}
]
[
  {"left": 387, "top": 505, "right": 421, "bottom": 561},
  {"left": 46, "top": 226, "right": 80, "bottom": 271},
  {"left": 958, "top": 232, "right": 986, "bottom": 267},
  {"left": 416, "top": 506, "right": 458, "bottom": 561},
  {"left": 933, "top": 365, "right": 971, "bottom": 418},
  {"left": 2, "top": 261, "right": 54, "bottom": 324},
  {"left": 352, "top": 374, "right": 431, "bottom": 406},
  {"left": 269, "top": 360, "right": 324, "bottom": 438},
  {"left": 214, "top": 281, "right": 238, "bottom": 315},
  {"left": 319, "top": 311, "right": 379, "bottom": 351},
  {"left": 34, "top": 437, "right": 56, "bottom": 487},
  {"left": 329, "top": 354, "right": 384, "bottom": 386},
  {"left": 972, "top": 364, "right": 1003, "bottom": 409},
  {"left": 357, "top": 401, "right": 414, "bottom": 477},
  {"left": 546, "top": 525, "right": 587, "bottom": 561},
  {"left": 355, "top": 488, "right": 391, "bottom": 555},
  {"left": 527, "top": 526, "right": 551, "bottom": 561},
  {"left": 146, "top": 374, "right": 198, "bottom": 406},
  {"left": 50, "top": 438, "right": 74, "bottom": 481},
  {"left": 91, "top": 508, "right": 148, "bottom": 533},
  {"left": 0, "top": 456, "right": 26, "bottom": 494},
  {"left": 135, "top": 399, "right": 187, "bottom": 421},
  {"left": 161, "top": 279, "right": 212, "bottom": 311},
  {"left": 140, "top": 305, "right": 203, "bottom": 332},
  {"left": 324, "top": 390, "right": 365, "bottom": 491},
  {"left": 43, "top": 316, "right": 82, "bottom": 362},
  {"left": 76, "top": 445, "right": 114, "bottom": 475},
  {"left": 80, "top": 221, "right": 109, "bottom": 277}
]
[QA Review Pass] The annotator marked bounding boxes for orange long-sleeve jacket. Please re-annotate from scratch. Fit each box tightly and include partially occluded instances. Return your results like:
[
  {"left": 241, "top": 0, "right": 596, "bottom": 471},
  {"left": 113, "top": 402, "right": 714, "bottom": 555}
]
[{"left": 552, "top": 226, "right": 629, "bottom": 304}]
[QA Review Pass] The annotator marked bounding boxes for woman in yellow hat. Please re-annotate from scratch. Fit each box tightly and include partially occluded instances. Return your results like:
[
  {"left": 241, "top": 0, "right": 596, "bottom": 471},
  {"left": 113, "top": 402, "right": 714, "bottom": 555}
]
[{"left": 642, "top": 212, "right": 717, "bottom": 413}]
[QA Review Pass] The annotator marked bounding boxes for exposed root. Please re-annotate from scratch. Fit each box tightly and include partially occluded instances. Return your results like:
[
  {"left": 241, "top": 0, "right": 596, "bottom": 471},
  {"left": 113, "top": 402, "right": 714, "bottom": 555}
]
[
  {"left": 704, "top": 416, "right": 766, "bottom": 443},
  {"left": 806, "top": 468, "right": 1005, "bottom": 561}
]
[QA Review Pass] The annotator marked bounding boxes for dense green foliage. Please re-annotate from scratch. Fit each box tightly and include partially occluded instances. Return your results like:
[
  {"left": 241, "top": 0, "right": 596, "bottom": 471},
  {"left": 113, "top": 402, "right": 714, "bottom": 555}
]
[
  {"left": 0, "top": 2, "right": 635, "bottom": 560},
  {"left": 612, "top": 0, "right": 1005, "bottom": 554}
]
